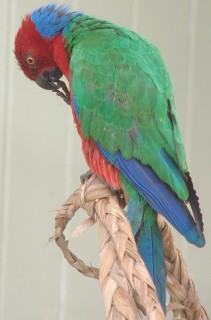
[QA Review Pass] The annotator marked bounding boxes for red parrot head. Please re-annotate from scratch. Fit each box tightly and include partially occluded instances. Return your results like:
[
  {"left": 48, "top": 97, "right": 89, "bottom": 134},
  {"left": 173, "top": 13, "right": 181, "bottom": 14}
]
[{"left": 14, "top": 15, "right": 63, "bottom": 90}]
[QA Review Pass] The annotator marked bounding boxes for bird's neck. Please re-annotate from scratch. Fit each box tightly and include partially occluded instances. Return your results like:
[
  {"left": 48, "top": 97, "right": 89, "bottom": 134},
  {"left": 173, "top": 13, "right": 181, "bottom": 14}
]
[{"left": 47, "top": 34, "right": 70, "bottom": 80}]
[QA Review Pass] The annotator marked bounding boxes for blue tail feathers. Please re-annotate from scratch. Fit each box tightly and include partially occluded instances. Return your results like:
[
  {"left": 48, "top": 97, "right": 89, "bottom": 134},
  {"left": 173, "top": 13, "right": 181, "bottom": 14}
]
[
  {"left": 126, "top": 196, "right": 167, "bottom": 313},
  {"left": 97, "top": 144, "right": 205, "bottom": 247}
]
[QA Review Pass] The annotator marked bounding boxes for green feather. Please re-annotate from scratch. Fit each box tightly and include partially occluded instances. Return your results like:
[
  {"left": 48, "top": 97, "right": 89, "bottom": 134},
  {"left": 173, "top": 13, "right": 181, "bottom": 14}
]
[{"left": 65, "top": 15, "right": 188, "bottom": 200}]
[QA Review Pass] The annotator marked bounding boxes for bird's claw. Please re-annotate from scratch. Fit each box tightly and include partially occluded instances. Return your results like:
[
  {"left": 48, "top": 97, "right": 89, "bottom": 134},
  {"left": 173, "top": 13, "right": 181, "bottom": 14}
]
[
  {"left": 80, "top": 170, "right": 93, "bottom": 184},
  {"left": 113, "top": 190, "right": 126, "bottom": 209},
  {"left": 55, "top": 90, "right": 70, "bottom": 104},
  {"left": 51, "top": 80, "right": 70, "bottom": 105},
  {"left": 50, "top": 81, "right": 62, "bottom": 89}
]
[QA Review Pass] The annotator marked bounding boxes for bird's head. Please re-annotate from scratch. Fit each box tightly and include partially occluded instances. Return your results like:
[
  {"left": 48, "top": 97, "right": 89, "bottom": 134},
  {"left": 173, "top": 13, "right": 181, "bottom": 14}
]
[
  {"left": 14, "top": 5, "right": 74, "bottom": 92},
  {"left": 14, "top": 14, "right": 63, "bottom": 90}
]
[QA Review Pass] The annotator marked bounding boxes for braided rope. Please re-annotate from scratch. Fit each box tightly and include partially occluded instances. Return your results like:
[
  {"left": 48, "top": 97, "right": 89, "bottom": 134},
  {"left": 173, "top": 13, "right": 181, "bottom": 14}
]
[
  {"left": 157, "top": 217, "right": 208, "bottom": 320},
  {"left": 52, "top": 174, "right": 208, "bottom": 320}
]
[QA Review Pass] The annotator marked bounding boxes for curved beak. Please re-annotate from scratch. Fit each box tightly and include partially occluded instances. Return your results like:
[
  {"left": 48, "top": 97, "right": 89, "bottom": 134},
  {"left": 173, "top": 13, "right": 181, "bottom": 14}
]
[{"left": 36, "top": 67, "right": 63, "bottom": 90}]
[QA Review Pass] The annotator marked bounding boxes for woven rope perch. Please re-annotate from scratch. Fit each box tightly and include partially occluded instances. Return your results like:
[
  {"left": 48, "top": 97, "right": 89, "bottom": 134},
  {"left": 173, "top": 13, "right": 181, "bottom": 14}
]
[{"left": 52, "top": 174, "right": 208, "bottom": 320}]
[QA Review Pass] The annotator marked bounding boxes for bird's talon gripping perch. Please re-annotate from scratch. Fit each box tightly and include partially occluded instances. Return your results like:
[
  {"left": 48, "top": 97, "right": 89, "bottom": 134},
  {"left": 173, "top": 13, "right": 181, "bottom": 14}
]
[
  {"left": 114, "top": 190, "right": 127, "bottom": 209},
  {"left": 80, "top": 170, "right": 93, "bottom": 184}
]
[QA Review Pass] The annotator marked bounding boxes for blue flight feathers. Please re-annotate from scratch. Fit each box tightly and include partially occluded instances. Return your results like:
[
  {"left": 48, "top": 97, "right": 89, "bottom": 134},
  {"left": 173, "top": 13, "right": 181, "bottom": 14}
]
[
  {"left": 72, "top": 95, "right": 204, "bottom": 247},
  {"left": 97, "top": 143, "right": 205, "bottom": 248}
]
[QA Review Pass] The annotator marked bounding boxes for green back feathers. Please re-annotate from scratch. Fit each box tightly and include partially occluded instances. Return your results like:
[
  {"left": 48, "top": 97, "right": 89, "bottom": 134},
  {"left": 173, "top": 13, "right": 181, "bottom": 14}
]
[{"left": 64, "top": 15, "right": 188, "bottom": 200}]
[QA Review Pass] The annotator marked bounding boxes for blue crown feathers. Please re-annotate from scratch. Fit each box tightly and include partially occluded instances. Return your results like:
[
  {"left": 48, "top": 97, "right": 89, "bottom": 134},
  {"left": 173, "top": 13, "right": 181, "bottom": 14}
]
[{"left": 31, "top": 4, "right": 81, "bottom": 38}]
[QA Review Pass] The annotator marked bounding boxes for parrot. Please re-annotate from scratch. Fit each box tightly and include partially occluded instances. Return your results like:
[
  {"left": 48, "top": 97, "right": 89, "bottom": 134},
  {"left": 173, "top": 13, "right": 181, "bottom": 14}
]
[{"left": 14, "top": 4, "right": 205, "bottom": 313}]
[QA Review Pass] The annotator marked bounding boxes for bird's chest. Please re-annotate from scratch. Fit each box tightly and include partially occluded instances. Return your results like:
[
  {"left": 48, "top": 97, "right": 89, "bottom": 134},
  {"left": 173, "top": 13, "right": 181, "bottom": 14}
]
[
  {"left": 82, "top": 137, "right": 120, "bottom": 189},
  {"left": 71, "top": 105, "right": 120, "bottom": 190}
]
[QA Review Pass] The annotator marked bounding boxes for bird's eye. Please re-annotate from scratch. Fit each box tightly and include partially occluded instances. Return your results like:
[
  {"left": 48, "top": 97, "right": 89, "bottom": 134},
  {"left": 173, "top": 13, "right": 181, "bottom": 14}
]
[{"left": 26, "top": 56, "right": 36, "bottom": 66}]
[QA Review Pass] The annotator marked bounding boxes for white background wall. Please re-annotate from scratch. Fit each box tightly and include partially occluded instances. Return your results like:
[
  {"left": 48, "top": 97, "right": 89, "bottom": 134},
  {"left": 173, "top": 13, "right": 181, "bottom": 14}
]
[{"left": 0, "top": 1, "right": 210, "bottom": 319}]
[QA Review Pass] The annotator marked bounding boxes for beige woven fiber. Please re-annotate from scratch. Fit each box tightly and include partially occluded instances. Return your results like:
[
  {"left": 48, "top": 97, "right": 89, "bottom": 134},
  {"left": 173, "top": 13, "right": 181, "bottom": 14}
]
[{"left": 52, "top": 174, "right": 208, "bottom": 320}]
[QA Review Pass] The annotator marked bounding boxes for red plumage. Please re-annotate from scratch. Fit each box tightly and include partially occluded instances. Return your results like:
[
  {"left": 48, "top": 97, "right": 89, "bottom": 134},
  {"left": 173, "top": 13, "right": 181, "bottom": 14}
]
[
  {"left": 14, "top": 16, "right": 70, "bottom": 80},
  {"left": 15, "top": 14, "right": 120, "bottom": 190},
  {"left": 82, "top": 138, "right": 120, "bottom": 189},
  {"left": 71, "top": 106, "right": 120, "bottom": 189}
]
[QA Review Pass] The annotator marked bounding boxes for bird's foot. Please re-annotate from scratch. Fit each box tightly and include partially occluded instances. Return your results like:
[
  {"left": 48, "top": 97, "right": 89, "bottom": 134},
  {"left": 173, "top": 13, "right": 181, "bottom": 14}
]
[
  {"left": 80, "top": 170, "right": 93, "bottom": 184},
  {"left": 51, "top": 80, "right": 70, "bottom": 105},
  {"left": 113, "top": 190, "right": 127, "bottom": 209}
]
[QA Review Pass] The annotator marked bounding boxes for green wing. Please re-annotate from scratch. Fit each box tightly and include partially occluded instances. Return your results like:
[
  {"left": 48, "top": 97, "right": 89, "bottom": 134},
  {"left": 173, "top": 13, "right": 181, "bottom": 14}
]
[{"left": 69, "top": 24, "right": 188, "bottom": 200}]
